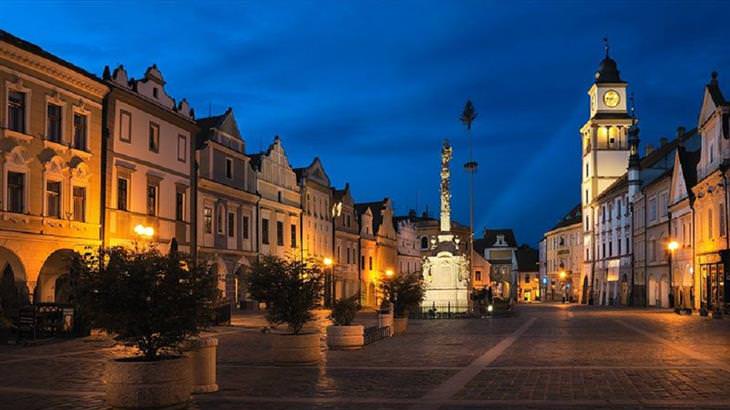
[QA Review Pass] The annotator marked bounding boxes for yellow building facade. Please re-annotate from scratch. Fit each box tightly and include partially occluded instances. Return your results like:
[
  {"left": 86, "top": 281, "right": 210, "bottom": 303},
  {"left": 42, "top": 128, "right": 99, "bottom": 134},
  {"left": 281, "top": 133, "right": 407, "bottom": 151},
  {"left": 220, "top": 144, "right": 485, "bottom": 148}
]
[{"left": 0, "top": 31, "right": 107, "bottom": 304}]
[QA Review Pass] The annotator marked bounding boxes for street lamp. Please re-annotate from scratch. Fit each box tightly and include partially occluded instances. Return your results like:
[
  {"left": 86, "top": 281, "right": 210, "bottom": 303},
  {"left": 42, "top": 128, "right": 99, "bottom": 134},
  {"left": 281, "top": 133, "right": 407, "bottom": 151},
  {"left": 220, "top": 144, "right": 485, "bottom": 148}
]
[
  {"left": 385, "top": 269, "right": 394, "bottom": 278},
  {"left": 667, "top": 240, "right": 679, "bottom": 308},
  {"left": 323, "top": 257, "right": 334, "bottom": 307}
]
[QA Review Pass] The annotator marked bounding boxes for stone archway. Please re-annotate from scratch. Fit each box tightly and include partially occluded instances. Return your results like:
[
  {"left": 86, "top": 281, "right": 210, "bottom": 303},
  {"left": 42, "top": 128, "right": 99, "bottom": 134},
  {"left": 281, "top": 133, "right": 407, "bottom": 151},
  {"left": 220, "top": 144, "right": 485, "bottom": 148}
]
[
  {"left": 35, "top": 249, "right": 75, "bottom": 304},
  {"left": 0, "top": 246, "right": 29, "bottom": 309}
]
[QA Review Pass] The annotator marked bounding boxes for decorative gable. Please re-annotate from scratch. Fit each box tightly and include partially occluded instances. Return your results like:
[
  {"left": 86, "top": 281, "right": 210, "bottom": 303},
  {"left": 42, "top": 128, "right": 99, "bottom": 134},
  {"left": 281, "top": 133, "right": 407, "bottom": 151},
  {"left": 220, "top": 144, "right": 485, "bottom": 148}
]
[
  {"left": 669, "top": 150, "right": 687, "bottom": 205},
  {"left": 699, "top": 87, "right": 718, "bottom": 129}
]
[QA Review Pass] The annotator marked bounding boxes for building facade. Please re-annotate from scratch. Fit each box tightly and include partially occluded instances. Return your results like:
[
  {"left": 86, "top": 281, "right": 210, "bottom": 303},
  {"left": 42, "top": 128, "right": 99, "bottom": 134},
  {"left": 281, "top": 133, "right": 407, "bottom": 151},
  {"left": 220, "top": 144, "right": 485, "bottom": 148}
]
[
  {"left": 581, "top": 50, "right": 635, "bottom": 306},
  {"left": 251, "top": 137, "right": 301, "bottom": 261},
  {"left": 0, "top": 31, "right": 108, "bottom": 304},
  {"left": 475, "top": 229, "right": 518, "bottom": 300},
  {"left": 332, "top": 183, "right": 360, "bottom": 301},
  {"left": 516, "top": 245, "right": 540, "bottom": 302},
  {"left": 542, "top": 205, "right": 582, "bottom": 302},
  {"left": 394, "top": 217, "right": 421, "bottom": 275},
  {"left": 692, "top": 73, "right": 730, "bottom": 314},
  {"left": 195, "top": 108, "right": 258, "bottom": 305},
  {"left": 102, "top": 64, "right": 196, "bottom": 255}
]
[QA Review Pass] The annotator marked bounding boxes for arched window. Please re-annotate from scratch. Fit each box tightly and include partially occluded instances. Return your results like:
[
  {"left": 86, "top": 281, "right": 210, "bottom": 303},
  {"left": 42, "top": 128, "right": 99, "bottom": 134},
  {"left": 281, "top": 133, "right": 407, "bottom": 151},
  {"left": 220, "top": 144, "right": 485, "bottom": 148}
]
[{"left": 420, "top": 236, "right": 429, "bottom": 249}]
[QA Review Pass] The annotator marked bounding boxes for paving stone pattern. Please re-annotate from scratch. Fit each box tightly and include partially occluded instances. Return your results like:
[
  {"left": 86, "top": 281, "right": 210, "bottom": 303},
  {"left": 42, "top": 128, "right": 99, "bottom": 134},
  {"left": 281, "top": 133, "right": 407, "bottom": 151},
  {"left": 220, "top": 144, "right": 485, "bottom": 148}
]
[{"left": 0, "top": 304, "right": 728, "bottom": 409}]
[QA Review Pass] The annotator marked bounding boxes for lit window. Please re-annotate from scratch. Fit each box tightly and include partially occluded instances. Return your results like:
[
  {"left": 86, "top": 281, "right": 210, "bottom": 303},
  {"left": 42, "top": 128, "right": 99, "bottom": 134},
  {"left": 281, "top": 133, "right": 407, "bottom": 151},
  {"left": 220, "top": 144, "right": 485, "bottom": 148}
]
[
  {"left": 73, "top": 186, "right": 86, "bottom": 222},
  {"left": 203, "top": 207, "right": 213, "bottom": 233},
  {"left": 46, "top": 181, "right": 61, "bottom": 218},
  {"left": 117, "top": 178, "right": 128, "bottom": 211},
  {"left": 147, "top": 184, "right": 157, "bottom": 216}
]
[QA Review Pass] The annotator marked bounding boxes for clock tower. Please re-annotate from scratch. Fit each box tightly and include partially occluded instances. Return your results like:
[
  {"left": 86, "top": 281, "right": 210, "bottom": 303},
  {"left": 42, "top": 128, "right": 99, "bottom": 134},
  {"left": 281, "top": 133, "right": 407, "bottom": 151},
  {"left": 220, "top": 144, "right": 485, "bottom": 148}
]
[{"left": 580, "top": 43, "right": 634, "bottom": 268}]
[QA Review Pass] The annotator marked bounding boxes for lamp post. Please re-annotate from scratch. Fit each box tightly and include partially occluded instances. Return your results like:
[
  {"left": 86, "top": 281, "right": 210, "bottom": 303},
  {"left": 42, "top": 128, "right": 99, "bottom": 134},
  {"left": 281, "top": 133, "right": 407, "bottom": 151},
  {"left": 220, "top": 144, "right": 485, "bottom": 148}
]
[
  {"left": 559, "top": 262, "right": 567, "bottom": 303},
  {"left": 667, "top": 240, "right": 679, "bottom": 308},
  {"left": 324, "top": 257, "right": 334, "bottom": 307}
]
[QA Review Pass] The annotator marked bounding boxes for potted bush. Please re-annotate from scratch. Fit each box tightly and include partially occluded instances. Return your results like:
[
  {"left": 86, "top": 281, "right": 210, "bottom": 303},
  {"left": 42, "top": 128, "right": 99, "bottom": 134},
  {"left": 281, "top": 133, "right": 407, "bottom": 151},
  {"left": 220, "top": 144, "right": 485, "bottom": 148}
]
[
  {"left": 380, "top": 272, "right": 425, "bottom": 335},
  {"left": 327, "top": 296, "right": 363, "bottom": 350},
  {"left": 70, "top": 247, "right": 217, "bottom": 408},
  {"left": 247, "top": 256, "right": 323, "bottom": 365}
]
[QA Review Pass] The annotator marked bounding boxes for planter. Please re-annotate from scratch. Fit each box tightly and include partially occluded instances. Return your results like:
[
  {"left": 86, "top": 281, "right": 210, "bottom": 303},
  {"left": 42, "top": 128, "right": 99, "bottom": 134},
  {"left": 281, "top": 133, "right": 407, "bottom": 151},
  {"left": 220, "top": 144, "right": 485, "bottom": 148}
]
[
  {"left": 105, "top": 355, "right": 191, "bottom": 409},
  {"left": 272, "top": 332, "right": 320, "bottom": 366},
  {"left": 393, "top": 317, "right": 408, "bottom": 335},
  {"left": 184, "top": 337, "right": 219, "bottom": 393},
  {"left": 326, "top": 325, "right": 364, "bottom": 350}
]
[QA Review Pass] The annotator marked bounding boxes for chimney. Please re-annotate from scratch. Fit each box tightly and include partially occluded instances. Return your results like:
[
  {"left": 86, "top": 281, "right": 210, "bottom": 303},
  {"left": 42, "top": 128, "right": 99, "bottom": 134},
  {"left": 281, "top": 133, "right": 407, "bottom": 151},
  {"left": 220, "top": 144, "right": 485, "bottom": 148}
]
[
  {"left": 645, "top": 144, "right": 655, "bottom": 156},
  {"left": 660, "top": 137, "right": 668, "bottom": 147}
]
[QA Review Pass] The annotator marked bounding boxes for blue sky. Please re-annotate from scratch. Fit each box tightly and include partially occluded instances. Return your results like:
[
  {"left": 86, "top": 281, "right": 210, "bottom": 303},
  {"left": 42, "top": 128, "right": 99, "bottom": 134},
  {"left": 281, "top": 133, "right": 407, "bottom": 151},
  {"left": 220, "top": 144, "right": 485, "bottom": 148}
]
[{"left": 3, "top": 1, "right": 730, "bottom": 245}]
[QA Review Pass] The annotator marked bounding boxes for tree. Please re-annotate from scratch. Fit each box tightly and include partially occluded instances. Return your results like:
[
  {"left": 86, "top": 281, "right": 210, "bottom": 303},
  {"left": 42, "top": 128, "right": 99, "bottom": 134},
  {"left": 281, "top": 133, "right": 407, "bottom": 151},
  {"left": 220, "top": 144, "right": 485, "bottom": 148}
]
[
  {"left": 70, "top": 247, "right": 218, "bottom": 361},
  {"left": 380, "top": 272, "right": 425, "bottom": 317},
  {"left": 247, "top": 256, "right": 323, "bottom": 334}
]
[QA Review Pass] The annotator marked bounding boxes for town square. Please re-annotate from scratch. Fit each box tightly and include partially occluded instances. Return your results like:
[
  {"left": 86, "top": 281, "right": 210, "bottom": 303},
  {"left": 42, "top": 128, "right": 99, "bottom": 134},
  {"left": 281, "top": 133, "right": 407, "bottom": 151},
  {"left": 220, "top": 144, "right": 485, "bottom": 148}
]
[{"left": 0, "top": 1, "right": 729, "bottom": 409}]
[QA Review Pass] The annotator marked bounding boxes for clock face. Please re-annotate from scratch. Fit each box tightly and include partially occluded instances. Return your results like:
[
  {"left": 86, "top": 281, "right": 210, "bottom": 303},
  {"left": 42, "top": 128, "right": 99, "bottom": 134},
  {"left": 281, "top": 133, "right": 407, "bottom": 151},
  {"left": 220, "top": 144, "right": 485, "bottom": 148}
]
[{"left": 603, "top": 90, "right": 620, "bottom": 108}]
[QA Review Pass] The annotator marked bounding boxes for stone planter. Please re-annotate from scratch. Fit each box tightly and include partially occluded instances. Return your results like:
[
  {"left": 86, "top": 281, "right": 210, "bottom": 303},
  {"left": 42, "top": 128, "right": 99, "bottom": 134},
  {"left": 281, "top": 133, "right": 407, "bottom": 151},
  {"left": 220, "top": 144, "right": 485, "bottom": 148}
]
[
  {"left": 105, "top": 355, "right": 191, "bottom": 409},
  {"left": 272, "top": 332, "right": 321, "bottom": 366},
  {"left": 326, "top": 325, "right": 364, "bottom": 350},
  {"left": 185, "top": 337, "right": 219, "bottom": 393},
  {"left": 393, "top": 317, "right": 408, "bottom": 335}
]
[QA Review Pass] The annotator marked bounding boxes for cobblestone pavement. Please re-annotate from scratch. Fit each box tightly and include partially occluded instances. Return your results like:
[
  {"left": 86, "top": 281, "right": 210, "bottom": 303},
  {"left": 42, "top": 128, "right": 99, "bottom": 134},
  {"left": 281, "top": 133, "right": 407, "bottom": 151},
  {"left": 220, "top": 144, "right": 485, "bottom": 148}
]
[{"left": 1, "top": 304, "right": 729, "bottom": 409}]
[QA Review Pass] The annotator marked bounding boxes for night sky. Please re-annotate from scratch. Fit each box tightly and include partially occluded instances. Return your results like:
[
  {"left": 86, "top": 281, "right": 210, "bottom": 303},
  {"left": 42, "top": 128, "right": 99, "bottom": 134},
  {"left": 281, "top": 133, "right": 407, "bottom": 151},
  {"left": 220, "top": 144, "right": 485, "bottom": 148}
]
[{"left": 3, "top": 1, "right": 730, "bottom": 246}]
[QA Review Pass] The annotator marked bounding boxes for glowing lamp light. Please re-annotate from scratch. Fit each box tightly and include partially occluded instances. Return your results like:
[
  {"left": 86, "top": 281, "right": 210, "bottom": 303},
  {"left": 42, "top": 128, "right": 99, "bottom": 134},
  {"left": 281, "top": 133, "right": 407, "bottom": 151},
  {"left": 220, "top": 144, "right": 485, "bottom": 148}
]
[
  {"left": 134, "top": 224, "right": 154, "bottom": 238},
  {"left": 559, "top": 271, "right": 567, "bottom": 280},
  {"left": 487, "top": 304, "right": 494, "bottom": 312},
  {"left": 323, "top": 257, "right": 333, "bottom": 267},
  {"left": 667, "top": 241, "right": 679, "bottom": 251},
  {"left": 385, "top": 269, "right": 394, "bottom": 278},
  {"left": 542, "top": 277, "right": 548, "bottom": 284}
]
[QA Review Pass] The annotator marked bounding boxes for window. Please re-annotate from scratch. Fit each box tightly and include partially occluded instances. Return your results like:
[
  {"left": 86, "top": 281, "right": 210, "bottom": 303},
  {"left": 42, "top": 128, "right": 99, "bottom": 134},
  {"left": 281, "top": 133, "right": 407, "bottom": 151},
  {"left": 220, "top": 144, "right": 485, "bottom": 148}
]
[
  {"left": 585, "top": 163, "right": 589, "bottom": 177},
  {"left": 153, "top": 87, "right": 159, "bottom": 99},
  {"left": 602, "top": 243, "right": 606, "bottom": 259},
  {"left": 148, "top": 122, "right": 159, "bottom": 152},
  {"left": 8, "top": 91, "right": 26, "bottom": 133},
  {"left": 146, "top": 185, "right": 157, "bottom": 216},
  {"left": 242, "top": 216, "right": 249, "bottom": 240},
  {"left": 7, "top": 172, "right": 24, "bottom": 213},
  {"left": 177, "top": 135, "right": 187, "bottom": 162},
  {"left": 361, "top": 255, "right": 365, "bottom": 269},
  {"left": 369, "top": 256, "right": 373, "bottom": 270},
  {"left": 204, "top": 207, "right": 213, "bottom": 234},
  {"left": 420, "top": 237, "right": 429, "bottom": 249},
  {"left": 227, "top": 212, "right": 235, "bottom": 237},
  {"left": 660, "top": 192, "right": 668, "bottom": 217},
  {"left": 72, "top": 187, "right": 86, "bottom": 222},
  {"left": 225, "top": 158, "right": 233, "bottom": 179},
  {"left": 262, "top": 218, "right": 270, "bottom": 244},
  {"left": 616, "top": 200, "right": 621, "bottom": 219},
  {"left": 276, "top": 221, "right": 284, "bottom": 246},
  {"left": 475, "top": 271, "right": 482, "bottom": 281},
  {"left": 625, "top": 237, "right": 630, "bottom": 253},
  {"left": 217, "top": 207, "right": 224, "bottom": 234},
  {"left": 47, "top": 103, "right": 62, "bottom": 142},
  {"left": 290, "top": 224, "right": 297, "bottom": 248},
  {"left": 720, "top": 203, "right": 726, "bottom": 237},
  {"left": 117, "top": 178, "right": 128, "bottom": 211},
  {"left": 46, "top": 181, "right": 61, "bottom": 218},
  {"left": 708, "top": 208, "right": 714, "bottom": 240},
  {"left": 175, "top": 191, "right": 185, "bottom": 221},
  {"left": 119, "top": 110, "right": 132, "bottom": 142},
  {"left": 525, "top": 274, "right": 530, "bottom": 283},
  {"left": 608, "top": 241, "right": 613, "bottom": 256},
  {"left": 648, "top": 197, "right": 657, "bottom": 222},
  {"left": 618, "top": 238, "right": 622, "bottom": 255},
  {"left": 73, "top": 113, "right": 88, "bottom": 150}
]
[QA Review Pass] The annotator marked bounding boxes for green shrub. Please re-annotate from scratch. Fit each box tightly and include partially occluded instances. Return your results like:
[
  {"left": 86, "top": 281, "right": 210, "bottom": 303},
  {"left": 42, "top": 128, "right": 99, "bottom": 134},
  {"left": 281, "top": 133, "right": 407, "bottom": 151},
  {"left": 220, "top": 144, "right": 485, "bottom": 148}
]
[
  {"left": 380, "top": 272, "right": 425, "bottom": 318},
  {"left": 247, "top": 256, "right": 323, "bottom": 334},
  {"left": 70, "top": 247, "right": 218, "bottom": 361},
  {"left": 330, "top": 296, "right": 359, "bottom": 326}
]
